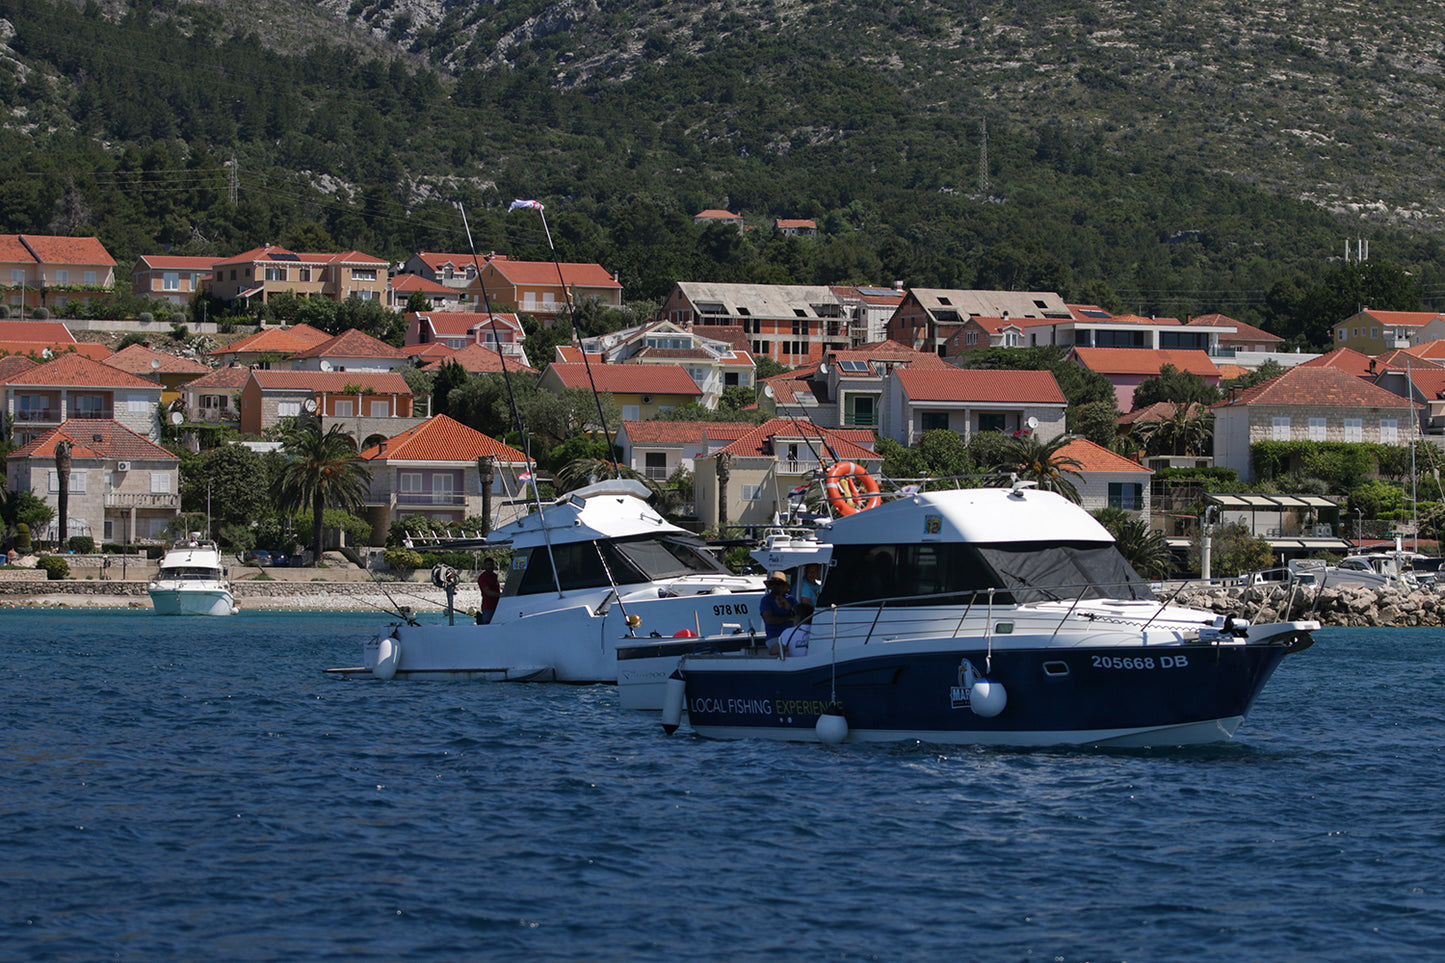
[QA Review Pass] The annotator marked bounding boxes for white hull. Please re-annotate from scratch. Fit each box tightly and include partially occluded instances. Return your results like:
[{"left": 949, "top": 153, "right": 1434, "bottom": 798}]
[{"left": 149, "top": 584, "right": 237, "bottom": 616}]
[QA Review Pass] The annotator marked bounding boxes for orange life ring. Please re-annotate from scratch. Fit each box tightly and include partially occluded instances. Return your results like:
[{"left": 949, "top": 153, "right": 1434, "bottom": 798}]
[{"left": 823, "top": 462, "right": 881, "bottom": 515}]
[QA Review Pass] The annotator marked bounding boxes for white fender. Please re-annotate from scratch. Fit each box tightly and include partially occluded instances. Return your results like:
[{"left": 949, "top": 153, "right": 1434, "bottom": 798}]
[
  {"left": 661, "top": 669, "right": 685, "bottom": 735},
  {"left": 815, "top": 703, "right": 849, "bottom": 745},
  {"left": 969, "top": 679, "right": 1006, "bottom": 718},
  {"left": 373, "top": 633, "right": 400, "bottom": 681}
]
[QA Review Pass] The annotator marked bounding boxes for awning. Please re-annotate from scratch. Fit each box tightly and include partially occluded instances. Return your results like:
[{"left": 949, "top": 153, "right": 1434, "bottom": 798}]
[
  {"left": 1206, "top": 493, "right": 1339, "bottom": 509},
  {"left": 238, "top": 285, "right": 264, "bottom": 298}
]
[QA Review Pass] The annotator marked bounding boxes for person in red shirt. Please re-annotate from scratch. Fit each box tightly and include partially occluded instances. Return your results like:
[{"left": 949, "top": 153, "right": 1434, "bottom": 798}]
[{"left": 476, "top": 557, "right": 502, "bottom": 624}]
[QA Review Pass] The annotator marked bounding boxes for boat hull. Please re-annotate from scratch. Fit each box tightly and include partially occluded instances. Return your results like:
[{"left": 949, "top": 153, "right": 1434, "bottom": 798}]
[
  {"left": 681, "top": 637, "right": 1305, "bottom": 746},
  {"left": 149, "top": 586, "right": 237, "bottom": 616}
]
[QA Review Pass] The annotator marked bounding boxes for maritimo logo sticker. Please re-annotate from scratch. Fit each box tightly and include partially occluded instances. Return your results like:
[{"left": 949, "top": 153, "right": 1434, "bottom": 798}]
[
  {"left": 949, "top": 658, "right": 980, "bottom": 710},
  {"left": 924, "top": 513, "right": 942, "bottom": 535}
]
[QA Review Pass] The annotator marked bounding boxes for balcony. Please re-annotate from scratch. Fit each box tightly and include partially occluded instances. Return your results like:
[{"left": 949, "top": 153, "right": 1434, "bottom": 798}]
[
  {"left": 643, "top": 466, "right": 670, "bottom": 481},
  {"left": 105, "top": 492, "right": 180, "bottom": 509},
  {"left": 15, "top": 409, "right": 56, "bottom": 423},
  {"left": 843, "top": 413, "right": 878, "bottom": 428},
  {"left": 396, "top": 492, "right": 467, "bottom": 506}
]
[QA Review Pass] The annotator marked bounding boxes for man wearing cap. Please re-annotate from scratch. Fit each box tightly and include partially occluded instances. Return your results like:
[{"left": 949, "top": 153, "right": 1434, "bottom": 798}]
[{"left": 760, "top": 570, "right": 797, "bottom": 644}]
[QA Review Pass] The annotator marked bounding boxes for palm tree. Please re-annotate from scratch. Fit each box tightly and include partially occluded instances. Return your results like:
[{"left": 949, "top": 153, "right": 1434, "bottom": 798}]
[
  {"left": 1138, "top": 402, "right": 1214, "bottom": 458},
  {"left": 1093, "top": 507, "right": 1174, "bottom": 578},
  {"left": 985, "top": 433, "right": 1084, "bottom": 503},
  {"left": 54, "top": 439, "right": 71, "bottom": 549},
  {"left": 273, "top": 422, "right": 370, "bottom": 566}
]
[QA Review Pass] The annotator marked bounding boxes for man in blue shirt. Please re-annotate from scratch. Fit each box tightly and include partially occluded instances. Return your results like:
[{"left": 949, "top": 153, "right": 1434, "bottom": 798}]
[{"left": 760, "top": 571, "right": 797, "bottom": 643}]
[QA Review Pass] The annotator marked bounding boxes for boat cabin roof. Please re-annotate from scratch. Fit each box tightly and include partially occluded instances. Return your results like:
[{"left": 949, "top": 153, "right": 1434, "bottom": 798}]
[
  {"left": 489, "top": 478, "right": 685, "bottom": 550},
  {"left": 825, "top": 486, "right": 1113, "bottom": 546}
]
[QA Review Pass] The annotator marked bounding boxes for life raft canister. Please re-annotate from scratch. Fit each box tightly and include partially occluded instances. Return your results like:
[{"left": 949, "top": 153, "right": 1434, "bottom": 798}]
[{"left": 823, "top": 461, "right": 881, "bottom": 516}]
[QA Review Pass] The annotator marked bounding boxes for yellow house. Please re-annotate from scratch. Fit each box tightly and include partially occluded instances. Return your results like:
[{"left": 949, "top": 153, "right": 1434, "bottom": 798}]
[
  {"left": 536, "top": 363, "right": 702, "bottom": 420},
  {"left": 206, "top": 245, "right": 389, "bottom": 305},
  {"left": 1333, "top": 309, "right": 1445, "bottom": 355}
]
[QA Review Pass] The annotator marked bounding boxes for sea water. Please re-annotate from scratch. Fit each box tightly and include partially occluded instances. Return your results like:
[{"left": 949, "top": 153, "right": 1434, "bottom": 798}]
[{"left": 1, "top": 610, "right": 1443, "bottom": 962}]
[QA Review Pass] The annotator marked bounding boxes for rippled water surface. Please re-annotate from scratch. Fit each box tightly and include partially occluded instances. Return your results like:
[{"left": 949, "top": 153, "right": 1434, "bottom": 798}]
[{"left": 2, "top": 610, "right": 1443, "bottom": 961}]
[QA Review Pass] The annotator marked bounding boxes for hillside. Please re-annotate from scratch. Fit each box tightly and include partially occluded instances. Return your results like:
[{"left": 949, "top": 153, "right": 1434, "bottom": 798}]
[{"left": 5, "top": 0, "right": 1445, "bottom": 340}]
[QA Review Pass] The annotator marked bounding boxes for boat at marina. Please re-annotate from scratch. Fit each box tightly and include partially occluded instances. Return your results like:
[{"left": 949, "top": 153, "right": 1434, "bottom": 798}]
[
  {"left": 327, "top": 479, "right": 781, "bottom": 683},
  {"left": 147, "top": 536, "right": 238, "bottom": 616},
  {"left": 628, "top": 481, "right": 1318, "bottom": 747}
]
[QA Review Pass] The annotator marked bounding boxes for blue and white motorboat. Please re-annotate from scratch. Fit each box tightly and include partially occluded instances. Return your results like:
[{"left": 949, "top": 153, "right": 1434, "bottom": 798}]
[{"left": 631, "top": 481, "right": 1318, "bottom": 747}]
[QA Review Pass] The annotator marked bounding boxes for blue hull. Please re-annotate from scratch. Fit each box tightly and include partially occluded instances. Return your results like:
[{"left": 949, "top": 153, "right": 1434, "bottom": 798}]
[{"left": 683, "top": 640, "right": 1303, "bottom": 746}]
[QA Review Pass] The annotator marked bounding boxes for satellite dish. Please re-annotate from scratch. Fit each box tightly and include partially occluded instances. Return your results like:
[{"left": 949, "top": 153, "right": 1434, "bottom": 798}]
[
  {"left": 319, "top": 360, "right": 333, "bottom": 371},
  {"left": 1027, "top": 416, "right": 1038, "bottom": 429},
  {"left": 817, "top": 363, "right": 829, "bottom": 374},
  {"left": 763, "top": 384, "right": 775, "bottom": 399},
  {"left": 303, "top": 398, "right": 318, "bottom": 413},
  {"left": 151, "top": 358, "right": 161, "bottom": 369},
  {"left": 170, "top": 411, "right": 184, "bottom": 425}
]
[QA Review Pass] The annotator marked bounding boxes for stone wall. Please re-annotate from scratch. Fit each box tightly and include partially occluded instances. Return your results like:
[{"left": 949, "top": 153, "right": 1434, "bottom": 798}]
[{"left": 1176, "top": 582, "right": 1445, "bottom": 627}]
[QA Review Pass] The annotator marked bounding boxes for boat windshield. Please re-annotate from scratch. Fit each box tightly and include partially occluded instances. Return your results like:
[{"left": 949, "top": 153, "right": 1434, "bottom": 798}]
[
  {"left": 161, "top": 567, "right": 223, "bottom": 580},
  {"left": 511, "top": 534, "right": 732, "bottom": 597},
  {"left": 817, "top": 540, "right": 1153, "bottom": 608}
]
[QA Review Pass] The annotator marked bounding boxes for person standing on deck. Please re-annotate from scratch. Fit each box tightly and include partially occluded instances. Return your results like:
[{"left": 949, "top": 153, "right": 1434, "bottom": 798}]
[{"left": 476, "top": 558, "right": 502, "bottom": 624}]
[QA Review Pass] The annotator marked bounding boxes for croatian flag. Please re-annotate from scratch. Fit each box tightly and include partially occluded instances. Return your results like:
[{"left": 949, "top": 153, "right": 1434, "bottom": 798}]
[
  {"left": 509, "top": 199, "right": 545, "bottom": 212},
  {"left": 518, "top": 471, "right": 534, "bottom": 484},
  {"left": 788, "top": 483, "right": 809, "bottom": 498},
  {"left": 900, "top": 484, "right": 922, "bottom": 495}
]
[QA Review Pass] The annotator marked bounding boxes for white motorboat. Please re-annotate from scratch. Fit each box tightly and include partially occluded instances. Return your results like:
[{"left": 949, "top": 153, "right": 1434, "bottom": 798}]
[
  {"left": 621, "top": 480, "right": 1318, "bottom": 747},
  {"left": 148, "top": 536, "right": 238, "bottom": 616},
  {"left": 328, "top": 480, "right": 781, "bottom": 683}
]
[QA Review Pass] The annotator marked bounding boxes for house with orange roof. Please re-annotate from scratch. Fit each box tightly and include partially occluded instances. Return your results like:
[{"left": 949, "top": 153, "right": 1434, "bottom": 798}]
[
  {"left": 397, "top": 252, "right": 483, "bottom": 289},
  {"left": 660, "top": 281, "right": 850, "bottom": 366},
  {"left": 0, "top": 234, "right": 117, "bottom": 314},
  {"left": 0, "top": 354, "right": 38, "bottom": 384},
  {"left": 289, "top": 328, "right": 408, "bottom": 373},
  {"left": 1296, "top": 345, "right": 1375, "bottom": 378},
  {"left": 355, "top": 415, "right": 531, "bottom": 540},
  {"left": 615, "top": 420, "right": 758, "bottom": 482},
  {"left": 238, "top": 370, "right": 421, "bottom": 448},
  {"left": 3, "top": 353, "right": 164, "bottom": 446},
  {"left": 101, "top": 344, "right": 209, "bottom": 406},
  {"left": 207, "top": 323, "right": 332, "bottom": 367},
  {"left": 1071, "top": 347, "right": 1221, "bottom": 411},
  {"left": 205, "top": 245, "right": 389, "bottom": 305},
  {"left": 182, "top": 364, "right": 251, "bottom": 427},
  {"left": 573, "top": 320, "right": 755, "bottom": 408},
  {"left": 881, "top": 367, "right": 1068, "bottom": 445},
  {"left": 1056, "top": 438, "right": 1153, "bottom": 516},
  {"left": 693, "top": 210, "right": 744, "bottom": 232},
  {"left": 1185, "top": 313, "right": 1284, "bottom": 354},
  {"left": 775, "top": 219, "right": 816, "bottom": 237},
  {"left": 1331, "top": 309, "right": 1445, "bottom": 355},
  {"left": 404, "top": 311, "right": 526, "bottom": 360},
  {"left": 537, "top": 363, "right": 702, "bottom": 421},
  {"left": 1212, "top": 365, "right": 1422, "bottom": 481},
  {"left": 389, "top": 272, "right": 469, "bottom": 311},
  {"left": 131, "top": 255, "right": 220, "bottom": 306},
  {"left": 693, "top": 419, "right": 882, "bottom": 528},
  {"left": 465, "top": 254, "right": 621, "bottom": 322},
  {"left": 6, "top": 420, "right": 179, "bottom": 544},
  {"left": 753, "top": 341, "right": 948, "bottom": 429}
]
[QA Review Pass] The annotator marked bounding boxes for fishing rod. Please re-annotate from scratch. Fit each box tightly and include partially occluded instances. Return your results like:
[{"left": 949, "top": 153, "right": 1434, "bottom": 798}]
[{"left": 509, "top": 198, "right": 620, "bottom": 479}]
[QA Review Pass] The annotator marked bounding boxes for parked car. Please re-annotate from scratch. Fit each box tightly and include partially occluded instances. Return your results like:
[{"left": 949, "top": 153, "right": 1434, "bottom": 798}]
[
  {"left": 270, "top": 553, "right": 290, "bottom": 568},
  {"left": 244, "top": 549, "right": 271, "bottom": 566}
]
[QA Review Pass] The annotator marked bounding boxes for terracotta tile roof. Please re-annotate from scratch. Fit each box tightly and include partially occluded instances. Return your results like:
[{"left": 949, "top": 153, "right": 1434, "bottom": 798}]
[
  {"left": 775, "top": 219, "right": 816, "bottom": 229},
  {"left": 103, "top": 344, "right": 209, "bottom": 376},
  {"left": 0, "top": 321, "right": 77, "bottom": 344},
  {"left": 210, "top": 324, "right": 332, "bottom": 357},
  {"left": 250, "top": 370, "right": 413, "bottom": 394},
  {"left": 303, "top": 250, "right": 388, "bottom": 265},
  {"left": 357, "top": 415, "right": 527, "bottom": 463},
  {"left": 185, "top": 365, "right": 252, "bottom": 391},
  {"left": 136, "top": 255, "right": 221, "bottom": 271},
  {"left": 0, "top": 235, "right": 32, "bottom": 262},
  {"left": 391, "top": 274, "right": 456, "bottom": 295},
  {"left": 8, "top": 353, "right": 160, "bottom": 388},
  {"left": 621, "top": 420, "right": 757, "bottom": 445},
  {"left": 1404, "top": 340, "right": 1445, "bottom": 361},
  {"left": 1215, "top": 364, "right": 1249, "bottom": 380},
  {"left": 1354, "top": 309, "right": 1444, "bottom": 327},
  {"left": 716, "top": 418, "right": 879, "bottom": 461},
  {"left": 1116, "top": 401, "right": 1207, "bottom": 426},
  {"left": 544, "top": 363, "right": 701, "bottom": 395},
  {"left": 690, "top": 325, "right": 750, "bottom": 351},
  {"left": 694, "top": 209, "right": 741, "bottom": 220},
  {"left": 1072, "top": 347, "right": 1218, "bottom": 377},
  {"left": 1186, "top": 313, "right": 1284, "bottom": 342},
  {"left": 1214, "top": 364, "right": 1420, "bottom": 410},
  {"left": 1297, "top": 346, "right": 1374, "bottom": 377},
  {"left": 291, "top": 328, "right": 406, "bottom": 360},
  {"left": 433, "top": 343, "right": 537, "bottom": 375},
  {"left": 1058, "top": 437, "right": 1151, "bottom": 474},
  {"left": 1406, "top": 368, "right": 1445, "bottom": 399},
  {"left": 411, "top": 252, "right": 480, "bottom": 271},
  {"left": 1104, "top": 314, "right": 1183, "bottom": 326},
  {"left": 7, "top": 420, "right": 176, "bottom": 461},
  {"left": 1068, "top": 304, "right": 1114, "bottom": 320},
  {"left": 1375, "top": 348, "right": 1444, "bottom": 371},
  {"left": 8, "top": 234, "right": 115, "bottom": 266},
  {"left": 483, "top": 258, "right": 620, "bottom": 289},
  {"left": 1, "top": 342, "right": 112, "bottom": 361},
  {"left": 895, "top": 367, "right": 1067, "bottom": 404},
  {"left": 555, "top": 345, "right": 606, "bottom": 364},
  {"left": 634, "top": 347, "right": 715, "bottom": 361},
  {"left": 408, "top": 343, "right": 455, "bottom": 361},
  {"left": 415, "top": 312, "right": 521, "bottom": 338},
  {"left": 0, "top": 354, "right": 39, "bottom": 381}
]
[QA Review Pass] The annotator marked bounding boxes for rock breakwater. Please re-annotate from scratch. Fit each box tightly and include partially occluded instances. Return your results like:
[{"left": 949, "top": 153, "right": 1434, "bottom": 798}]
[{"left": 1176, "top": 582, "right": 1445, "bottom": 628}]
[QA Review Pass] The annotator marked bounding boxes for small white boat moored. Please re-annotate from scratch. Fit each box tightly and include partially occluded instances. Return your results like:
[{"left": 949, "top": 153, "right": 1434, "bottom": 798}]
[{"left": 148, "top": 535, "right": 238, "bottom": 616}]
